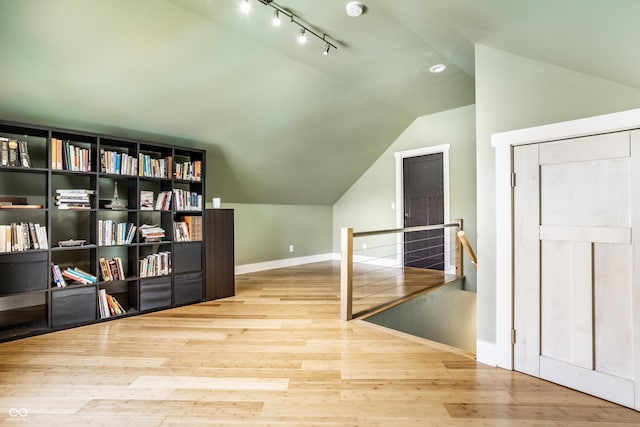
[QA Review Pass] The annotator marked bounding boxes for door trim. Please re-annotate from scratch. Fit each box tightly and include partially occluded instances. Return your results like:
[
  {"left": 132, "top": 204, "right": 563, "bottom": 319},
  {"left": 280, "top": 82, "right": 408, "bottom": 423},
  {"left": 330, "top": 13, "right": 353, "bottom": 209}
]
[
  {"left": 491, "top": 108, "right": 640, "bottom": 411},
  {"left": 394, "top": 144, "right": 451, "bottom": 273}
]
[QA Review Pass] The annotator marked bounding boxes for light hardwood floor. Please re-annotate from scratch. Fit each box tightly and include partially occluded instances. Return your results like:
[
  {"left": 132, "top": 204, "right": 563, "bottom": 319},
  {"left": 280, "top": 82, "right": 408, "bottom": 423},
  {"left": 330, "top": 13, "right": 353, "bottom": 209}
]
[{"left": 0, "top": 261, "right": 639, "bottom": 426}]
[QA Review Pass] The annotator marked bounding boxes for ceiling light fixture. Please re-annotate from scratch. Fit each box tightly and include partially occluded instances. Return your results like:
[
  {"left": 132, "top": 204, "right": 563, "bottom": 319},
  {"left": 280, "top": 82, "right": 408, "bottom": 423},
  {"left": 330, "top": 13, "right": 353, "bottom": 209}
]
[
  {"left": 297, "top": 28, "right": 307, "bottom": 44},
  {"left": 243, "top": 0, "right": 338, "bottom": 55},
  {"left": 239, "top": 0, "right": 251, "bottom": 14},
  {"left": 346, "top": 2, "right": 364, "bottom": 17},
  {"left": 429, "top": 64, "right": 447, "bottom": 73},
  {"left": 272, "top": 9, "right": 281, "bottom": 26}
]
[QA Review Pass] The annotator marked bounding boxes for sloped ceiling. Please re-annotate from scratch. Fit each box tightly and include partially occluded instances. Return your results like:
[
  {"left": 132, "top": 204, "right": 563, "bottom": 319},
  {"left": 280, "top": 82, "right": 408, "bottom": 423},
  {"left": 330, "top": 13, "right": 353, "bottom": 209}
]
[{"left": 0, "top": 0, "right": 638, "bottom": 204}]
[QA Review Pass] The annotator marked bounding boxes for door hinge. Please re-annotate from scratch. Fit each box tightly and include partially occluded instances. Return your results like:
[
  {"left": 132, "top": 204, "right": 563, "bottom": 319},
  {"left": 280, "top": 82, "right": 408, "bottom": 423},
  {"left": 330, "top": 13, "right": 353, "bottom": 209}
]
[
  {"left": 511, "top": 328, "right": 517, "bottom": 344},
  {"left": 511, "top": 172, "right": 516, "bottom": 188}
]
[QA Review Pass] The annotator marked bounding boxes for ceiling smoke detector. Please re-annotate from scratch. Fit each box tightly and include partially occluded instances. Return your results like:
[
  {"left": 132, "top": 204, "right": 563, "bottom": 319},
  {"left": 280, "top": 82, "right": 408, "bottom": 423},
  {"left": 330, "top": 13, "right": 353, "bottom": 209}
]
[{"left": 346, "top": 1, "right": 364, "bottom": 17}]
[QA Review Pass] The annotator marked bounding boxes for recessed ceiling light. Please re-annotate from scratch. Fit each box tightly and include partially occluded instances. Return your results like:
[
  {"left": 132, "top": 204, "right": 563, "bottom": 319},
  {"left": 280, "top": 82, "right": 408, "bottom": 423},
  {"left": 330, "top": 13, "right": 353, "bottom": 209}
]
[
  {"left": 429, "top": 64, "right": 447, "bottom": 73},
  {"left": 346, "top": 1, "right": 364, "bottom": 17}
]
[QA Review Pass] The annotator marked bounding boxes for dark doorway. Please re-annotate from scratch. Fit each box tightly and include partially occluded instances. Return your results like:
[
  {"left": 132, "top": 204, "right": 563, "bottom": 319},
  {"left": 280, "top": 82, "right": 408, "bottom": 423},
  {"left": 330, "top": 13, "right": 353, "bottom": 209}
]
[{"left": 403, "top": 153, "right": 444, "bottom": 270}]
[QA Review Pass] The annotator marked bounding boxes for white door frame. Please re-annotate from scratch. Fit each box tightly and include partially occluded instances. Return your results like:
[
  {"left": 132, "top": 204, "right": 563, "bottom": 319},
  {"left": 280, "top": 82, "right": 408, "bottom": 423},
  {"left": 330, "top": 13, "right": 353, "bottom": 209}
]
[
  {"left": 492, "top": 107, "right": 640, "bottom": 410},
  {"left": 394, "top": 144, "right": 452, "bottom": 273}
]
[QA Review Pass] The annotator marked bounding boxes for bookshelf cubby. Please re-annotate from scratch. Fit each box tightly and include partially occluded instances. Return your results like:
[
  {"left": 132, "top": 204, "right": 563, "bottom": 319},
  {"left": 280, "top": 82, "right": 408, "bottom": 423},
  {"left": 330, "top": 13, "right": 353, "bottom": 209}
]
[{"left": 0, "top": 119, "right": 206, "bottom": 341}]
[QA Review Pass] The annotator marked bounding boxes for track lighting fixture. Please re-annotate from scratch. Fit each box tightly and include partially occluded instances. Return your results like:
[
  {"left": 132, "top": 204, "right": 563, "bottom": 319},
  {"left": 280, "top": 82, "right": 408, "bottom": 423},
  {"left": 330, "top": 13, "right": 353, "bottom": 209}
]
[
  {"left": 272, "top": 10, "right": 281, "bottom": 26},
  {"left": 239, "top": 0, "right": 251, "bottom": 14},
  {"left": 297, "top": 28, "right": 307, "bottom": 44},
  {"left": 239, "top": 0, "right": 338, "bottom": 56}
]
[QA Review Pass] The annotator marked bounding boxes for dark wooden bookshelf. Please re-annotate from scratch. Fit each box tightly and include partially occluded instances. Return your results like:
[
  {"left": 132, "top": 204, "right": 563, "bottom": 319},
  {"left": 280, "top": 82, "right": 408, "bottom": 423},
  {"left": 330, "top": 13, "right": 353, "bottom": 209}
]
[{"left": 0, "top": 119, "right": 207, "bottom": 341}]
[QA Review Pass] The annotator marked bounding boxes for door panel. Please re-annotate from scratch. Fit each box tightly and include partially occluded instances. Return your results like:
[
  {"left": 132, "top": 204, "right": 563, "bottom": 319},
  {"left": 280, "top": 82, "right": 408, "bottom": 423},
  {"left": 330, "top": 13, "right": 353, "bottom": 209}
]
[
  {"left": 540, "top": 240, "right": 592, "bottom": 370},
  {"left": 514, "top": 131, "right": 637, "bottom": 409},
  {"left": 540, "top": 158, "right": 630, "bottom": 227},
  {"left": 403, "top": 153, "right": 444, "bottom": 270},
  {"left": 594, "top": 243, "right": 634, "bottom": 379}
]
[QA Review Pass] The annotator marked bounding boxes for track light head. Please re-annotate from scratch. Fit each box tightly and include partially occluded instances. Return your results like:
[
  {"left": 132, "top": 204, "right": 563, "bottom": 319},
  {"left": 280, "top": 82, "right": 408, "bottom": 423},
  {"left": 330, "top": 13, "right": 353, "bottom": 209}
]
[
  {"left": 297, "top": 28, "right": 307, "bottom": 44},
  {"left": 323, "top": 43, "right": 330, "bottom": 56},
  {"left": 272, "top": 10, "right": 281, "bottom": 26},
  {"left": 239, "top": 0, "right": 251, "bottom": 14}
]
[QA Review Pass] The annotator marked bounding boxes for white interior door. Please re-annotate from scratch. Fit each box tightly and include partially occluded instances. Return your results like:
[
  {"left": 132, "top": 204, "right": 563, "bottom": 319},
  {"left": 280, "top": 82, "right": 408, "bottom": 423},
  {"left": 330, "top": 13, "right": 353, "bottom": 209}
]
[{"left": 513, "top": 131, "right": 638, "bottom": 409}]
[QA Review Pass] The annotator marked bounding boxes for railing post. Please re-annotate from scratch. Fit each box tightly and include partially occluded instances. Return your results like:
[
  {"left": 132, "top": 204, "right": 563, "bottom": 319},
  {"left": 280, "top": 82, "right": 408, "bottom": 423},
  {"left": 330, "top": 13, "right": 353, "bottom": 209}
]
[
  {"left": 455, "top": 218, "right": 463, "bottom": 277},
  {"left": 340, "top": 227, "right": 353, "bottom": 321}
]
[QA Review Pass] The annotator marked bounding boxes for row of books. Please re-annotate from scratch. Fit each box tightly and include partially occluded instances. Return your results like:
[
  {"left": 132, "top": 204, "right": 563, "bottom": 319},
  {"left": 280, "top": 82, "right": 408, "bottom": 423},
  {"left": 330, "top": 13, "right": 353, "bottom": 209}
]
[
  {"left": 99, "top": 256, "right": 126, "bottom": 281},
  {"left": 56, "top": 265, "right": 98, "bottom": 285},
  {"left": 98, "top": 289, "right": 126, "bottom": 318},
  {"left": 51, "top": 264, "right": 67, "bottom": 287},
  {"left": 0, "top": 222, "right": 49, "bottom": 252},
  {"left": 175, "top": 160, "right": 202, "bottom": 182},
  {"left": 56, "top": 189, "right": 94, "bottom": 210},
  {"left": 173, "top": 216, "right": 202, "bottom": 241},
  {"left": 173, "top": 189, "right": 203, "bottom": 211},
  {"left": 139, "top": 251, "right": 172, "bottom": 278},
  {"left": 0, "top": 138, "right": 31, "bottom": 168},
  {"left": 100, "top": 149, "right": 138, "bottom": 175},
  {"left": 139, "top": 153, "right": 172, "bottom": 179},
  {"left": 98, "top": 221, "right": 136, "bottom": 246},
  {"left": 154, "top": 191, "right": 172, "bottom": 211},
  {"left": 51, "top": 138, "right": 92, "bottom": 172},
  {"left": 138, "top": 190, "right": 202, "bottom": 211}
]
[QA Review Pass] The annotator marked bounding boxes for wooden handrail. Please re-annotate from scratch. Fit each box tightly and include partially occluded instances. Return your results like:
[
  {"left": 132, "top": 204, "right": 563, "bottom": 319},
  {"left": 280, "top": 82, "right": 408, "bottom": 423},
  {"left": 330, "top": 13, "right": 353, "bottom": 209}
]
[{"left": 456, "top": 230, "right": 477, "bottom": 271}]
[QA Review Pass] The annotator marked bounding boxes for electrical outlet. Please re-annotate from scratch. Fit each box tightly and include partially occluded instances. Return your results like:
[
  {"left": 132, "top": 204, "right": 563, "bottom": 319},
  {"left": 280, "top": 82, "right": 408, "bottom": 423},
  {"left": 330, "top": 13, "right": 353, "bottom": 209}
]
[{"left": 289, "top": 244, "right": 294, "bottom": 253}]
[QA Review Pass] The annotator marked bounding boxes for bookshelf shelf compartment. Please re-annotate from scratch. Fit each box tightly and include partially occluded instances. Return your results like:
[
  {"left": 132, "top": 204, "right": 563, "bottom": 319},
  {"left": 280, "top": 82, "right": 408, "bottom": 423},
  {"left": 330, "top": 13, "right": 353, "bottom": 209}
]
[{"left": 0, "top": 119, "right": 206, "bottom": 341}]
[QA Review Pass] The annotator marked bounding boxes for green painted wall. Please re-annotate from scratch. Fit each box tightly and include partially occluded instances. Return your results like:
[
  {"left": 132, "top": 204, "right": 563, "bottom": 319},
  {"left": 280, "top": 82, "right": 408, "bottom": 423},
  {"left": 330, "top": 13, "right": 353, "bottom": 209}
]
[
  {"left": 475, "top": 45, "right": 640, "bottom": 345},
  {"left": 332, "top": 105, "right": 477, "bottom": 290},
  {"left": 219, "top": 202, "right": 333, "bottom": 266}
]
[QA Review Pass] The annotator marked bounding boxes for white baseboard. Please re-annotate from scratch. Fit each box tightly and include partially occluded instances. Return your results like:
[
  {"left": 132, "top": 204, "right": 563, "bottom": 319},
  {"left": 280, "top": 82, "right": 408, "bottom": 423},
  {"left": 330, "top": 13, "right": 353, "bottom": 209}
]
[
  {"left": 475, "top": 339, "right": 498, "bottom": 367},
  {"left": 235, "top": 253, "right": 336, "bottom": 275}
]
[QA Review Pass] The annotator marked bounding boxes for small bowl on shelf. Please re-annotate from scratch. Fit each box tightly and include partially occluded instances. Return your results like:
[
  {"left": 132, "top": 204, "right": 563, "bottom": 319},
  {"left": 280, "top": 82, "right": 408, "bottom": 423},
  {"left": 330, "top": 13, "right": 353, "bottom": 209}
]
[{"left": 58, "top": 239, "right": 86, "bottom": 247}]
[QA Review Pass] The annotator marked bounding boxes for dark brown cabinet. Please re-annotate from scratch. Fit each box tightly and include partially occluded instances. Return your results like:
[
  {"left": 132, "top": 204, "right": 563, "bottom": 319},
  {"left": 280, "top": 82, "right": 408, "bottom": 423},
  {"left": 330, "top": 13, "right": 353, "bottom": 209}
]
[{"left": 205, "top": 209, "right": 234, "bottom": 300}]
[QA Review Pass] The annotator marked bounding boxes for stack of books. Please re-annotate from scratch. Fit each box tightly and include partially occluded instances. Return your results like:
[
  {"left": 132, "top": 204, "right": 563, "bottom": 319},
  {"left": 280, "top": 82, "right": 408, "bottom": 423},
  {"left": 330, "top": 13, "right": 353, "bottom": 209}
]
[
  {"left": 139, "top": 224, "right": 165, "bottom": 242},
  {"left": 59, "top": 266, "right": 97, "bottom": 285},
  {"left": 55, "top": 189, "right": 94, "bottom": 210}
]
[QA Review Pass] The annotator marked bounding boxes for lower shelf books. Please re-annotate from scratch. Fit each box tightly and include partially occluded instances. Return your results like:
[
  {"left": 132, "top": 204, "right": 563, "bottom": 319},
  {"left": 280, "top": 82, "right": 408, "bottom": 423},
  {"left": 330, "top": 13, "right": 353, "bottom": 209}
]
[
  {"left": 99, "top": 257, "right": 126, "bottom": 281},
  {"left": 98, "top": 289, "right": 126, "bottom": 318},
  {"left": 59, "top": 266, "right": 97, "bottom": 285},
  {"left": 51, "top": 264, "right": 67, "bottom": 287},
  {"left": 139, "top": 251, "right": 171, "bottom": 277}
]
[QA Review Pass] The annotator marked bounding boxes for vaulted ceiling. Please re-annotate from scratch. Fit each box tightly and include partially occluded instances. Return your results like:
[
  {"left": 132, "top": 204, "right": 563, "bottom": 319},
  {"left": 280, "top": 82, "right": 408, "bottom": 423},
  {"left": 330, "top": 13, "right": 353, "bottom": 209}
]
[{"left": 1, "top": 0, "right": 638, "bottom": 204}]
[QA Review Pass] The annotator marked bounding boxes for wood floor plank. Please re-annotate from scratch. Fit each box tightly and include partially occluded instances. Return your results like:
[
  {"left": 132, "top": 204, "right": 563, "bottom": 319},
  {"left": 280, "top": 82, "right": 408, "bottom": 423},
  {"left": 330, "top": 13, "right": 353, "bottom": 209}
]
[{"left": 0, "top": 260, "right": 638, "bottom": 426}]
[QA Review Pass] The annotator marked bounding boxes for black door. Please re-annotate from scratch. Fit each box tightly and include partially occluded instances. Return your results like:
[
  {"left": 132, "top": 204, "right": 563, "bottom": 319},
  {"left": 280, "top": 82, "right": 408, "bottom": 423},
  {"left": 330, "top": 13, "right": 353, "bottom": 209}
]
[{"left": 403, "top": 153, "right": 444, "bottom": 270}]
